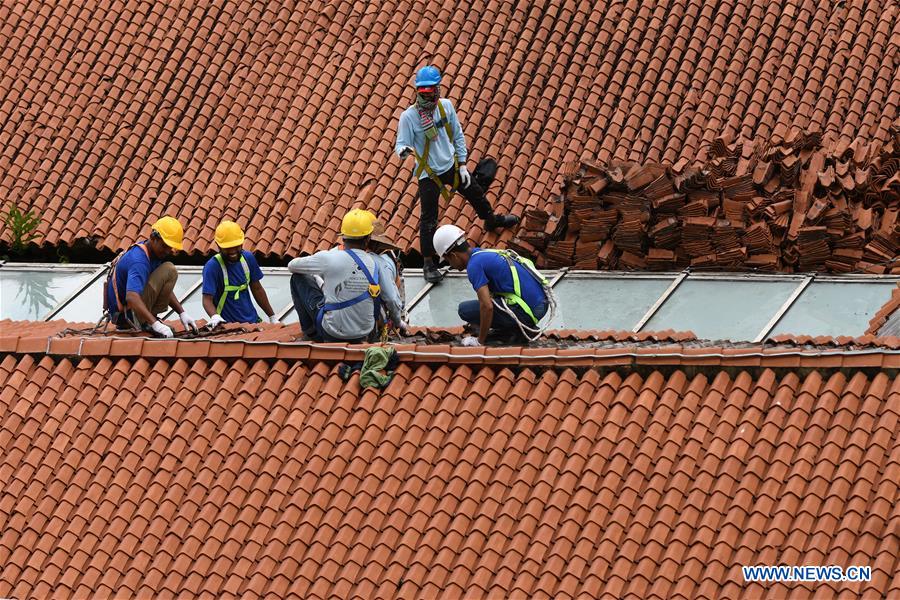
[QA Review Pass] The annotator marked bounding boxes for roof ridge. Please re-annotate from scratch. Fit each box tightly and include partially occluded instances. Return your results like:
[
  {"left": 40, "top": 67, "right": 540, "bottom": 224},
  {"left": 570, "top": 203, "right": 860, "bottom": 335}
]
[{"left": 4, "top": 331, "right": 900, "bottom": 369}]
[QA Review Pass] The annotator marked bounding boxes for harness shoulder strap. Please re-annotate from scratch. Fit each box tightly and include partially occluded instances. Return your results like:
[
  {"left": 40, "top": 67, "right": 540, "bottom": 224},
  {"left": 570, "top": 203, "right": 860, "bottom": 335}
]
[
  {"left": 438, "top": 101, "right": 460, "bottom": 190},
  {"left": 215, "top": 253, "right": 229, "bottom": 287},
  {"left": 107, "top": 243, "right": 151, "bottom": 314},
  {"left": 413, "top": 102, "right": 457, "bottom": 201},
  {"left": 214, "top": 253, "right": 251, "bottom": 314},
  {"left": 344, "top": 249, "right": 380, "bottom": 294}
]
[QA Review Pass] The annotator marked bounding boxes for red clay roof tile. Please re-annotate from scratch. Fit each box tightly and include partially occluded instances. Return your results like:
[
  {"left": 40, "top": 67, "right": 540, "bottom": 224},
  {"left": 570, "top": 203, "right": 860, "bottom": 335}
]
[{"left": 1, "top": 2, "right": 897, "bottom": 259}]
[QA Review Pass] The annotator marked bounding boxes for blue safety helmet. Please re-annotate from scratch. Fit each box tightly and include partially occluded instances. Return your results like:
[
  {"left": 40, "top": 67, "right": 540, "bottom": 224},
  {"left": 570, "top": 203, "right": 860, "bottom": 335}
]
[{"left": 414, "top": 65, "right": 441, "bottom": 87}]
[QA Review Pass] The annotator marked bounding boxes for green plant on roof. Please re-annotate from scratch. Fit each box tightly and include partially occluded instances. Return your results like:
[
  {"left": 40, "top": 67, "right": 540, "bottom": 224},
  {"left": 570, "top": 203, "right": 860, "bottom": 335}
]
[{"left": 3, "top": 201, "right": 41, "bottom": 255}]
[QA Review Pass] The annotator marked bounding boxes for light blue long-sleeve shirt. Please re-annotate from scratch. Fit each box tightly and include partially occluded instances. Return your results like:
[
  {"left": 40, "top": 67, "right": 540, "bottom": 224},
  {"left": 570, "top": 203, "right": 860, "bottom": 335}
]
[{"left": 396, "top": 98, "right": 467, "bottom": 179}]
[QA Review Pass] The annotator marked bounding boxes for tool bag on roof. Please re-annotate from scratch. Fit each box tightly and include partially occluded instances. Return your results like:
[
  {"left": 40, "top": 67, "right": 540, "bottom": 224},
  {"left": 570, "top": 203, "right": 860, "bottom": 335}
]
[{"left": 473, "top": 157, "right": 498, "bottom": 191}]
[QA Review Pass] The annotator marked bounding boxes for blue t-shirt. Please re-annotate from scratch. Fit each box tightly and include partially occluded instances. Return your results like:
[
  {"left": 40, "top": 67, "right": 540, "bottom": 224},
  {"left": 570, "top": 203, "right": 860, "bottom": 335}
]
[
  {"left": 107, "top": 242, "right": 162, "bottom": 314},
  {"left": 467, "top": 248, "right": 547, "bottom": 309},
  {"left": 202, "top": 250, "right": 264, "bottom": 323}
]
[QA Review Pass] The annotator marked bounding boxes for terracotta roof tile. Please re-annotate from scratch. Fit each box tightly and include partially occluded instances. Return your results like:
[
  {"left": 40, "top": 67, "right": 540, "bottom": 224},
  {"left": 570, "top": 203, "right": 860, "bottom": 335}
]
[{"left": 1, "top": 2, "right": 897, "bottom": 258}]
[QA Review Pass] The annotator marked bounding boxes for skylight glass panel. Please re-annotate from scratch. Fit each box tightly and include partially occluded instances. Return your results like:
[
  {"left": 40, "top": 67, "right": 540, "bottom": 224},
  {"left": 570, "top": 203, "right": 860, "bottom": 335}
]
[
  {"left": 643, "top": 277, "right": 802, "bottom": 341},
  {"left": 1, "top": 269, "right": 93, "bottom": 320},
  {"left": 550, "top": 276, "right": 674, "bottom": 331},
  {"left": 770, "top": 280, "right": 897, "bottom": 338},
  {"left": 407, "top": 275, "right": 475, "bottom": 327},
  {"left": 259, "top": 273, "right": 294, "bottom": 320},
  {"left": 53, "top": 275, "right": 107, "bottom": 322}
]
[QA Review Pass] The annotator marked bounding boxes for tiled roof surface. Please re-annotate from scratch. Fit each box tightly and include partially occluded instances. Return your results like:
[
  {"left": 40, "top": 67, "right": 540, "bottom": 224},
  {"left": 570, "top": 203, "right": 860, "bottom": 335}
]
[
  {"left": 514, "top": 135, "right": 900, "bottom": 272},
  {"left": 2, "top": 353, "right": 899, "bottom": 599},
  {"left": 1, "top": 1, "right": 898, "bottom": 257}
]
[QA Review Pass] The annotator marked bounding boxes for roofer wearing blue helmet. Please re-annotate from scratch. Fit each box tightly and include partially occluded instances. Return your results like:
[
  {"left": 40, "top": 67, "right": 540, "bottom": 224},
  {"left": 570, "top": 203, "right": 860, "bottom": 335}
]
[{"left": 396, "top": 65, "right": 519, "bottom": 284}]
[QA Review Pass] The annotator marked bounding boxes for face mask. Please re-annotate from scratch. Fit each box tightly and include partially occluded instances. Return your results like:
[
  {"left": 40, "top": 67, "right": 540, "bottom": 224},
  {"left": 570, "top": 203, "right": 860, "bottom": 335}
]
[{"left": 416, "top": 87, "right": 438, "bottom": 104}]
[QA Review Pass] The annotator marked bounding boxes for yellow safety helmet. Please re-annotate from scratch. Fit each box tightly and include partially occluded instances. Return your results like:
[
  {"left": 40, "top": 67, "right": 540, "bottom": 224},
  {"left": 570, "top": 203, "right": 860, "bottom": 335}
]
[
  {"left": 340, "top": 208, "right": 375, "bottom": 239},
  {"left": 214, "top": 220, "right": 245, "bottom": 248},
  {"left": 151, "top": 216, "right": 184, "bottom": 250}
]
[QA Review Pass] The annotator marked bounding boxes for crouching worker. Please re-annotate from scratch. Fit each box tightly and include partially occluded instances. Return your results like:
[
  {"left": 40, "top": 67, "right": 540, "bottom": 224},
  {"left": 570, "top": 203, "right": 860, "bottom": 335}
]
[
  {"left": 433, "top": 223, "right": 550, "bottom": 346},
  {"left": 104, "top": 216, "right": 199, "bottom": 338},
  {"left": 202, "top": 220, "right": 278, "bottom": 327},
  {"left": 288, "top": 209, "right": 405, "bottom": 343}
]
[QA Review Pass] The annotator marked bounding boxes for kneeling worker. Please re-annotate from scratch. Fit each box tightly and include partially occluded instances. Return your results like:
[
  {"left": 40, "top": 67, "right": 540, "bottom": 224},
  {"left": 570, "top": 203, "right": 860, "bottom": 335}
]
[
  {"left": 104, "top": 216, "right": 199, "bottom": 338},
  {"left": 433, "top": 223, "right": 550, "bottom": 346},
  {"left": 203, "top": 220, "right": 278, "bottom": 327},
  {"left": 288, "top": 209, "right": 404, "bottom": 343}
]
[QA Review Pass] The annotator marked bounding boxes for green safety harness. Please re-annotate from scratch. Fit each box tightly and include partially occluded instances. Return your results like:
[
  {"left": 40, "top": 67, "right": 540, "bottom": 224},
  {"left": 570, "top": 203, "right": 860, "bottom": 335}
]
[
  {"left": 214, "top": 253, "right": 250, "bottom": 314},
  {"left": 480, "top": 249, "right": 549, "bottom": 325},
  {"left": 414, "top": 101, "right": 459, "bottom": 202}
]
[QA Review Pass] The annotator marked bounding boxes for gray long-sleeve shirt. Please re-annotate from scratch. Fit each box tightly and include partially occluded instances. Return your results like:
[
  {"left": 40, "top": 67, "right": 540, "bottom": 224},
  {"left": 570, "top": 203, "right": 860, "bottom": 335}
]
[{"left": 288, "top": 248, "right": 402, "bottom": 340}]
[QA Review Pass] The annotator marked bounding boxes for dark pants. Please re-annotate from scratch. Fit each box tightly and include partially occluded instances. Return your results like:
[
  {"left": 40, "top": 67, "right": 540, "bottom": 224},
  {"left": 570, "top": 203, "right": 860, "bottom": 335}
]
[
  {"left": 290, "top": 274, "right": 365, "bottom": 343},
  {"left": 458, "top": 299, "right": 548, "bottom": 340},
  {"left": 418, "top": 166, "right": 494, "bottom": 258}
]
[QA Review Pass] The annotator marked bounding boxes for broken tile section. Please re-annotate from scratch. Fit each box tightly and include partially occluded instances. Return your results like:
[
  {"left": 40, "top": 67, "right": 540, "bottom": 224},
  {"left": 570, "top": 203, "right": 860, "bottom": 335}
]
[{"left": 514, "top": 131, "right": 900, "bottom": 274}]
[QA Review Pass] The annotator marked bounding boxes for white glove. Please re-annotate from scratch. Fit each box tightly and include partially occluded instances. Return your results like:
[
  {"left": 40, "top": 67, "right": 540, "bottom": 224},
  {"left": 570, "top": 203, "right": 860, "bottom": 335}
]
[
  {"left": 267, "top": 314, "right": 280, "bottom": 324},
  {"left": 458, "top": 165, "right": 471, "bottom": 188},
  {"left": 179, "top": 312, "right": 199, "bottom": 333},
  {"left": 150, "top": 320, "right": 174, "bottom": 338},
  {"left": 461, "top": 335, "right": 481, "bottom": 347},
  {"left": 399, "top": 146, "right": 414, "bottom": 159},
  {"left": 208, "top": 314, "right": 226, "bottom": 329}
]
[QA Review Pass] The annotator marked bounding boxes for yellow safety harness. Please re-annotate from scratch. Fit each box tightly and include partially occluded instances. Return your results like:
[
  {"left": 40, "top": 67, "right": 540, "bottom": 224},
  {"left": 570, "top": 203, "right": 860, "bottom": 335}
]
[
  {"left": 481, "top": 249, "right": 548, "bottom": 325},
  {"left": 214, "top": 253, "right": 250, "bottom": 314},
  {"left": 414, "top": 101, "right": 458, "bottom": 202}
]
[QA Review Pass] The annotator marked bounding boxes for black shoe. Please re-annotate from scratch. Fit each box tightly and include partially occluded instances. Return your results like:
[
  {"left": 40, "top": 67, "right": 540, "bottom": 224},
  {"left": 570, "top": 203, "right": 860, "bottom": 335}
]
[
  {"left": 486, "top": 213, "right": 520, "bottom": 231},
  {"left": 424, "top": 259, "right": 444, "bottom": 283}
]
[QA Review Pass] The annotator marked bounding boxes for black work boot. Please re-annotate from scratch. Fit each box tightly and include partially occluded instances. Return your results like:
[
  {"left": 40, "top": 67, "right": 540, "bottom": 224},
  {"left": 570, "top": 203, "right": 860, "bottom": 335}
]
[
  {"left": 485, "top": 213, "right": 521, "bottom": 231},
  {"left": 423, "top": 257, "right": 444, "bottom": 283}
]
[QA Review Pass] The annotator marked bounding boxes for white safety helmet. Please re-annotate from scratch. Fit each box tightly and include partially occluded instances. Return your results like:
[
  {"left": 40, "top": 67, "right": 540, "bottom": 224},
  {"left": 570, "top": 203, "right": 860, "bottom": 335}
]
[{"left": 433, "top": 224, "right": 466, "bottom": 260}]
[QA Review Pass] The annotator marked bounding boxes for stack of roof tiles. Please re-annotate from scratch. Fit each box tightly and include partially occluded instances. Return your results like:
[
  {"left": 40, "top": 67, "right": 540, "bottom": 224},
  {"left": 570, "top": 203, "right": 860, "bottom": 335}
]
[
  {"left": 0, "top": 1, "right": 898, "bottom": 258},
  {"left": 515, "top": 128, "right": 900, "bottom": 272},
  {"left": 2, "top": 323, "right": 900, "bottom": 599}
]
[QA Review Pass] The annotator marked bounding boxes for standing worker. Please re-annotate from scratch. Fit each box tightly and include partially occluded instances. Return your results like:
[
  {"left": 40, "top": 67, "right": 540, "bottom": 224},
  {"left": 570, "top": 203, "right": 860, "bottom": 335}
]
[
  {"left": 396, "top": 65, "right": 519, "bottom": 283},
  {"left": 104, "top": 216, "right": 199, "bottom": 338},
  {"left": 202, "top": 220, "right": 279, "bottom": 327},
  {"left": 288, "top": 209, "right": 405, "bottom": 343},
  {"left": 433, "top": 223, "right": 554, "bottom": 346}
]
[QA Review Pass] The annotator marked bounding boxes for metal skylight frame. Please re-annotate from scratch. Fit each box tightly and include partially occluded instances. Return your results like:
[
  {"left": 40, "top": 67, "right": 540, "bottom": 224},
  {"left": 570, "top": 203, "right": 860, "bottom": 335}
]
[
  {"left": 42, "top": 263, "right": 111, "bottom": 320},
  {"left": 3, "top": 263, "right": 899, "bottom": 341}
]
